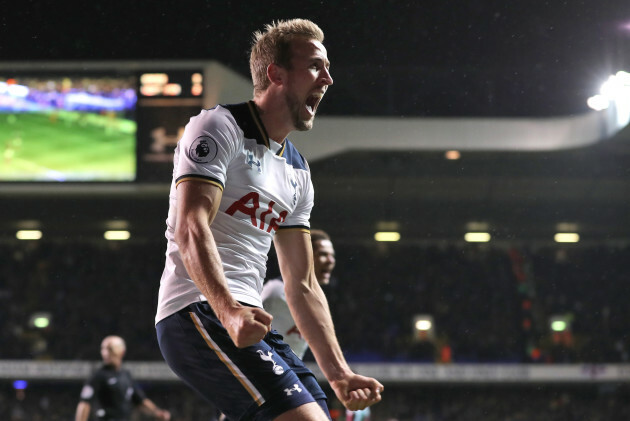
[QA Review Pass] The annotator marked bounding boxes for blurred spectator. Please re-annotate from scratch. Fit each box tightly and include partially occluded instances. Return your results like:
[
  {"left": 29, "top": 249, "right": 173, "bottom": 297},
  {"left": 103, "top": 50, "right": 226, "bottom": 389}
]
[{"left": 0, "top": 240, "right": 629, "bottom": 363}]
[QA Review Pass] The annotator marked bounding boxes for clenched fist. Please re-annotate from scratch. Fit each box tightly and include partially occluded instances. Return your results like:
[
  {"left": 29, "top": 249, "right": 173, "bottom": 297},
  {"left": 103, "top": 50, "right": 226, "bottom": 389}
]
[{"left": 223, "top": 305, "right": 273, "bottom": 348}]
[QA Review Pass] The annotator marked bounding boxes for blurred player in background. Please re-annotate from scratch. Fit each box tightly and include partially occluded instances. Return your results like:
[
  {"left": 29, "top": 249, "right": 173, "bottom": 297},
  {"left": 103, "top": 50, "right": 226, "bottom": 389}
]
[
  {"left": 263, "top": 230, "right": 371, "bottom": 421},
  {"left": 262, "top": 229, "right": 336, "bottom": 359},
  {"left": 75, "top": 335, "right": 171, "bottom": 421},
  {"left": 155, "top": 18, "right": 382, "bottom": 421}
]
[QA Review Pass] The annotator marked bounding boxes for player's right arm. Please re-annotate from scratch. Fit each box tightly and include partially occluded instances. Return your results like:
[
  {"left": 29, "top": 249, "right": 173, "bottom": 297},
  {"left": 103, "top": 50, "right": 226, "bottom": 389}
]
[
  {"left": 74, "top": 401, "right": 91, "bottom": 421},
  {"left": 76, "top": 373, "right": 99, "bottom": 421},
  {"left": 174, "top": 180, "right": 272, "bottom": 348}
]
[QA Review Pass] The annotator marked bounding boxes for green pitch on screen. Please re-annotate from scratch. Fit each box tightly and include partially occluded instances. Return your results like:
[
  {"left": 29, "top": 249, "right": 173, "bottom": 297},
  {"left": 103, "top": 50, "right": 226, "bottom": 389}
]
[{"left": 0, "top": 111, "right": 136, "bottom": 181}]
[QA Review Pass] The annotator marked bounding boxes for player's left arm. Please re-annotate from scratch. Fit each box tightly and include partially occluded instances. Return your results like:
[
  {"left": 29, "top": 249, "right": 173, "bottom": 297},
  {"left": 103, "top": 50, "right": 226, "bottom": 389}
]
[
  {"left": 273, "top": 230, "right": 383, "bottom": 411},
  {"left": 74, "top": 401, "right": 91, "bottom": 421},
  {"left": 138, "top": 398, "right": 171, "bottom": 420},
  {"left": 131, "top": 379, "right": 171, "bottom": 420}
]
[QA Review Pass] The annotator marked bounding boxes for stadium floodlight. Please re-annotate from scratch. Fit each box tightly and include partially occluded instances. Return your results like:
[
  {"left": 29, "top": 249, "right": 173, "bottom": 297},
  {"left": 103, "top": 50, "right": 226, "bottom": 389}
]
[
  {"left": 549, "top": 314, "right": 572, "bottom": 332},
  {"left": 374, "top": 231, "right": 400, "bottom": 242},
  {"left": 554, "top": 233, "right": 580, "bottom": 243},
  {"left": 415, "top": 319, "right": 432, "bottom": 331},
  {"left": 464, "top": 232, "right": 491, "bottom": 242},
  {"left": 587, "top": 94, "right": 609, "bottom": 111},
  {"left": 587, "top": 70, "right": 630, "bottom": 127},
  {"left": 413, "top": 314, "right": 435, "bottom": 341},
  {"left": 16, "top": 230, "right": 42, "bottom": 240},
  {"left": 551, "top": 320, "right": 567, "bottom": 332},
  {"left": 600, "top": 74, "right": 624, "bottom": 99},
  {"left": 28, "top": 312, "right": 51, "bottom": 329},
  {"left": 104, "top": 230, "right": 131, "bottom": 241}
]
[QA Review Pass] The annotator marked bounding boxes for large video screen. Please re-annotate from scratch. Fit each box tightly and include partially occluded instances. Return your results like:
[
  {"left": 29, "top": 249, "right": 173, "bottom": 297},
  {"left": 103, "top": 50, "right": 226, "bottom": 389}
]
[{"left": 0, "top": 74, "right": 137, "bottom": 181}]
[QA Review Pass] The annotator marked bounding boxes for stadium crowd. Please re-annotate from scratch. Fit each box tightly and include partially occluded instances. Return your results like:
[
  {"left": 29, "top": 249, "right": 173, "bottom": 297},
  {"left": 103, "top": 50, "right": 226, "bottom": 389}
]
[
  {"left": 1, "top": 239, "right": 629, "bottom": 363},
  {"left": 1, "top": 238, "right": 629, "bottom": 419}
]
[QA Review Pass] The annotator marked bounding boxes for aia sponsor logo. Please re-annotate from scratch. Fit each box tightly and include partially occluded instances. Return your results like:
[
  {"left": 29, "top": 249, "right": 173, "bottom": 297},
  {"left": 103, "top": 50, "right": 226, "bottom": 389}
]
[{"left": 226, "top": 192, "right": 287, "bottom": 233}]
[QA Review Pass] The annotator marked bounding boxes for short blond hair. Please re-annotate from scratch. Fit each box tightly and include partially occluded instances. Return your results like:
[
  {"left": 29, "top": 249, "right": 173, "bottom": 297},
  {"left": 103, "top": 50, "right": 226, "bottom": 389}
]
[{"left": 250, "top": 19, "right": 325, "bottom": 95}]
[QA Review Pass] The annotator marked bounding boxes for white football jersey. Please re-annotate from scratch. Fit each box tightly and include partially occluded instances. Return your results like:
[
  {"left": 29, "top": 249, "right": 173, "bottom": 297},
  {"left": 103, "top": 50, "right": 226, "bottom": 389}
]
[
  {"left": 261, "top": 278, "right": 309, "bottom": 358},
  {"left": 156, "top": 101, "right": 314, "bottom": 324}
]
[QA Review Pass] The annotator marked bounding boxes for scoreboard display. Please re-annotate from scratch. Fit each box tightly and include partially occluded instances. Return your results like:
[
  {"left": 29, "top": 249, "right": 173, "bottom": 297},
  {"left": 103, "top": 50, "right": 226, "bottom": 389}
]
[
  {"left": 0, "top": 61, "right": 242, "bottom": 183},
  {"left": 136, "top": 70, "right": 205, "bottom": 182}
]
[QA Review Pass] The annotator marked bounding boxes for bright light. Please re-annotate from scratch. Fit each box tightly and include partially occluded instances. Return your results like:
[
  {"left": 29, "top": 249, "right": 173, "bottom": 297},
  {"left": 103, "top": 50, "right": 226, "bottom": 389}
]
[
  {"left": 374, "top": 232, "right": 400, "bottom": 242},
  {"left": 140, "top": 84, "right": 162, "bottom": 97},
  {"left": 28, "top": 312, "right": 51, "bottom": 329},
  {"left": 587, "top": 94, "right": 609, "bottom": 111},
  {"left": 163, "top": 83, "right": 182, "bottom": 96},
  {"left": 104, "top": 230, "right": 131, "bottom": 241},
  {"left": 616, "top": 70, "right": 630, "bottom": 85},
  {"left": 16, "top": 230, "right": 42, "bottom": 240},
  {"left": 444, "top": 150, "right": 460, "bottom": 160},
  {"left": 140, "top": 73, "right": 169, "bottom": 85},
  {"left": 13, "top": 380, "right": 28, "bottom": 390},
  {"left": 554, "top": 233, "right": 580, "bottom": 243},
  {"left": 464, "top": 232, "right": 491, "bottom": 242},
  {"left": 191, "top": 83, "right": 203, "bottom": 96},
  {"left": 191, "top": 73, "right": 203, "bottom": 83},
  {"left": 33, "top": 316, "right": 50, "bottom": 328},
  {"left": 415, "top": 320, "right": 432, "bottom": 331},
  {"left": 551, "top": 320, "right": 567, "bottom": 332},
  {"left": 600, "top": 74, "right": 624, "bottom": 99},
  {"left": 7, "top": 83, "right": 29, "bottom": 98},
  {"left": 589, "top": 70, "right": 630, "bottom": 126}
]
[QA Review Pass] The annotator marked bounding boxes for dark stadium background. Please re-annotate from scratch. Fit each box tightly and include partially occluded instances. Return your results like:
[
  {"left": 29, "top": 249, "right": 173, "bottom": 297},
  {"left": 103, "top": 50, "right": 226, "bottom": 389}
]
[{"left": 1, "top": 1, "right": 630, "bottom": 420}]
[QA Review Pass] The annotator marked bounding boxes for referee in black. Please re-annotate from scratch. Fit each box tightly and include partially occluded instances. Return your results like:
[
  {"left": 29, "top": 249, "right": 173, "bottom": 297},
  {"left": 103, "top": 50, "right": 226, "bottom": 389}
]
[{"left": 75, "top": 335, "right": 171, "bottom": 421}]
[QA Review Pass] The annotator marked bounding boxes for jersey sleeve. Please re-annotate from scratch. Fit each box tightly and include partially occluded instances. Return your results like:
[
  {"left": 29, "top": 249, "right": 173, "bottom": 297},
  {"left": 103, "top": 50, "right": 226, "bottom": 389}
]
[
  {"left": 78, "top": 371, "right": 101, "bottom": 403},
  {"left": 131, "top": 380, "right": 147, "bottom": 406},
  {"left": 280, "top": 163, "right": 314, "bottom": 230},
  {"left": 174, "top": 107, "right": 241, "bottom": 191}
]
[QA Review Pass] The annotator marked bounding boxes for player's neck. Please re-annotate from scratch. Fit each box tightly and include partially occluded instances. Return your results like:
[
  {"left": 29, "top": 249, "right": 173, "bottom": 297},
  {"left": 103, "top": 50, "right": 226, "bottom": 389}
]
[{"left": 252, "top": 95, "right": 292, "bottom": 144}]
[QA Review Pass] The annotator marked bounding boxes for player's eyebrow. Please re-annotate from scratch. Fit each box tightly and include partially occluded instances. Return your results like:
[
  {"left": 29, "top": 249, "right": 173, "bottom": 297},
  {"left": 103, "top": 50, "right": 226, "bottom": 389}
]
[{"left": 311, "top": 57, "right": 331, "bottom": 69}]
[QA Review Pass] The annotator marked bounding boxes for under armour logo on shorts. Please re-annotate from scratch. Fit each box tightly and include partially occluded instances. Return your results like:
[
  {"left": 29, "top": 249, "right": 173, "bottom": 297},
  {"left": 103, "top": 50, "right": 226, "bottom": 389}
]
[{"left": 284, "top": 384, "right": 302, "bottom": 396}]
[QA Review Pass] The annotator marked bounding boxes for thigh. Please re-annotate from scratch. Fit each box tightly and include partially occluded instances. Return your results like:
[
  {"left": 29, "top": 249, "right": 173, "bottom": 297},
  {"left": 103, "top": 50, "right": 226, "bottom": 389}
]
[
  {"left": 156, "top": 302, "right": 317, "bottom": 421},
  {"left": 271, "top": 401, "right": 330, "bottom": 421}
]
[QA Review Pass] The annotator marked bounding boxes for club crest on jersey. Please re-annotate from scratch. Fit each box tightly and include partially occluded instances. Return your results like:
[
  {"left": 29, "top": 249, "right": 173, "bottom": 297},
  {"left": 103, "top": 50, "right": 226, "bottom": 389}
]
[
  {"left": 290, "top": 178, "right": 298, "bottom": 205},
  {"left": 246, "top": 151, "right": 262, "bottom": 173},
  {"left": 257, "top": 350, "right": 285, "bottom": 375},
  {"left": 189, "top": 136, "right": 218, "bottom": 163}
]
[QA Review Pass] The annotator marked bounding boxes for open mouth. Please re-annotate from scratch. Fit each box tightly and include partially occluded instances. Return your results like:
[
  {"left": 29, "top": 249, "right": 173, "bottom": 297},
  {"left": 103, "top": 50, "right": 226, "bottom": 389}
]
[{"left": 305, "top": 93, "right": 323, "bottom": 115}]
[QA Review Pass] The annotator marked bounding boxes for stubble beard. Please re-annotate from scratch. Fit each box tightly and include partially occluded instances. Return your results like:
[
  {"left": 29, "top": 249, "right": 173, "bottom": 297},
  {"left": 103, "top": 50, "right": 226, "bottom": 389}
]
[{"left": 286, "top": 92, "right": 314, "bottom": 132}]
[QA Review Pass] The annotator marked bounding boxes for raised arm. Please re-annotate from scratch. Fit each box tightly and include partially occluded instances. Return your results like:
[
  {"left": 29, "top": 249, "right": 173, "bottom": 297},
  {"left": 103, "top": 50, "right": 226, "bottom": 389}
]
[
  {"left": 273, "top": 230, "right": 383, "bottom": 411},
  {"left": 175, "top": 180, "right": 272, "bottom": 348}
]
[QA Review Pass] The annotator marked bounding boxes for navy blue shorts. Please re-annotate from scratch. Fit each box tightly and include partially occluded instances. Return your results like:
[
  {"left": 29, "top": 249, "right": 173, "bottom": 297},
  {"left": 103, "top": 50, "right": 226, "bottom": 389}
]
[{"left": 156, "top": 302, "right": 330, "bottom": 421}]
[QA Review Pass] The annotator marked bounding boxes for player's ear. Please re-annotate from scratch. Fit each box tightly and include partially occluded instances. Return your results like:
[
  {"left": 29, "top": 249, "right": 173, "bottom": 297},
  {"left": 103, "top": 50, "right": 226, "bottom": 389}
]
[{"left": 267, "top": 63, "right": 286, "bottom": 87}]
